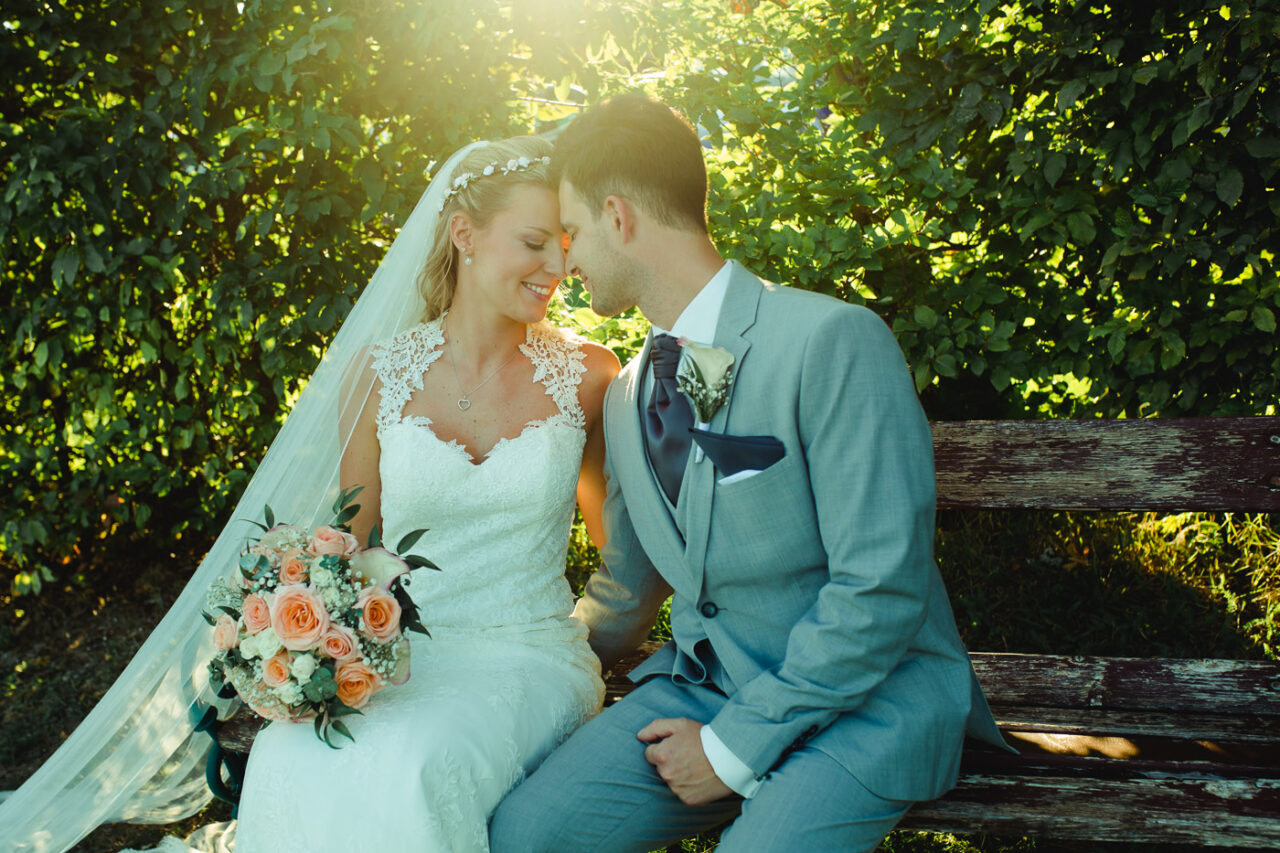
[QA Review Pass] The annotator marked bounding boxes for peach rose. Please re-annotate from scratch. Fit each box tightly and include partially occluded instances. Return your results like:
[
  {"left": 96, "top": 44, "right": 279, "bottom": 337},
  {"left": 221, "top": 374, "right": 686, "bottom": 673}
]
[
  {"left": 213, "top": 614, "right": 239, "bottom": 651},
  {"left": 309, "top": 525, "right": 359, "bottom": 558},
  {"left": 321, "top": 624, "right": 359, "bottom": 662},
  {"left": 270, "top": 584, "right": 330, "bottom": 650},
  {"left": 278, "top": 548, "right": 309, "bottom": 585},
  {"left": 261, "top": 650, "right": 292, "bottom": 687},
  {"left": 334, "top": 659, "right": 382, "bottom": 709},
  {"left": 242, "top": 594, "right": 271, "bottom": 635},
  {"left": 358, "top": 586, "right": 401, "bottom": 644}
]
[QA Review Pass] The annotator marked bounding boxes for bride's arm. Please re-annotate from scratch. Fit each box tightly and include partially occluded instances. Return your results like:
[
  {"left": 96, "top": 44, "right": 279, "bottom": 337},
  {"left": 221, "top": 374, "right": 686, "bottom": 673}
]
[
  {"left": 576, "top": 341, "right": 621, "bottom": 548},
  {"left": 339, "top": 352, "right": 384, "bottom": 547}
]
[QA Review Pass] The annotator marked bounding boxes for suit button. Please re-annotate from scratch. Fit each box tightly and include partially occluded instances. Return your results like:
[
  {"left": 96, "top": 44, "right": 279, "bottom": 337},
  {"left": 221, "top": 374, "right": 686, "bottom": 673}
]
[{"left": 700, "top": 601, "right": 719, "bottom": 618}]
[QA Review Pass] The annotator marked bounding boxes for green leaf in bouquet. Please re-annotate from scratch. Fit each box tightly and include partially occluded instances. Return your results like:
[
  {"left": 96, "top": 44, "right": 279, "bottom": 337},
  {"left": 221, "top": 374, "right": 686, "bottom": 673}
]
[
  {"left": 333, "top": 503, "right": 361, "bottom": 528},
  {"left": 303, "top": 679, "right": 326, "bottom": 703},
  {"left": 395, "top": 527, "right": 428, "bottom": 554},
  {"left": 313, "top": 713, "right": 325, "bottom": 744},
  {"left": 404, "top": 554, "right": 440, "bottom": 571},
  {"left": 239, "top": 552, "right": 259, "bottom": 573},
  {"left": 332, "top": 485, "right": 365, "bottom": 516},
  {"left": 367, "top": 523, "right": 382, "bottom": 550},
  {"left": 391, "top": 580, "right": 430, "bottom": 637},
  {"left": 201, "top": 610, "right": 218, "bottom": 626},
  {"left": 330, "top": 719, "right": 355, "bottom": 744},
  {"left": 328, "top": 703, "right": 363, "bottom": 719},
  {"left": 216, "top": 604, "right": 241, "bottom": 620},
  {"left": 263, "top": 504, "right": 275, "bottom": 530},
  {"left": 241, "top": 518, "right": 269, "bottom": 532}
]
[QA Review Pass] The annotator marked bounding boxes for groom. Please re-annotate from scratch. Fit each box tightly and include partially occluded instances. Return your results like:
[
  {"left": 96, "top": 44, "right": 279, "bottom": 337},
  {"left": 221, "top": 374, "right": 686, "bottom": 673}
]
[{"left": 490, "top": 94, "right": 1008, "bottom": 851}]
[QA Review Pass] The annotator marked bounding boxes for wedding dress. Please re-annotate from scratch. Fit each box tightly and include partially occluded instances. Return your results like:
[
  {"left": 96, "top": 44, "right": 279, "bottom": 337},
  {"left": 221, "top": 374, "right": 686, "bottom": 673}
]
[{"left": 233, "top": 317, "right": 604, "bottom": 852}]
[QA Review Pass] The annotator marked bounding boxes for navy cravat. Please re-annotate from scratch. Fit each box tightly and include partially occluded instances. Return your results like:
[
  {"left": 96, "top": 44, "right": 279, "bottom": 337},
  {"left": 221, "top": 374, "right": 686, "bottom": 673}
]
[{"left": 645, "top": 334, "right": 694, "bottom": 504}]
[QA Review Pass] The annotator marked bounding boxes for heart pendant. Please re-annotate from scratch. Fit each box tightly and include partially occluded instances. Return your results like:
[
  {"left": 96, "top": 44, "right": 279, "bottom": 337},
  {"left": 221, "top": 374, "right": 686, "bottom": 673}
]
[{"left": 457, "top": 398, "right": 471, "bottom": 411}]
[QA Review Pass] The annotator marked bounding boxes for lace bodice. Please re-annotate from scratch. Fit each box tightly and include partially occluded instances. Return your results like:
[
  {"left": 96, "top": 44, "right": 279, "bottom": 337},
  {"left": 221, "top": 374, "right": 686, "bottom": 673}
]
[{"left": 370, "top": 318, "right": 588, "bottom": 630}]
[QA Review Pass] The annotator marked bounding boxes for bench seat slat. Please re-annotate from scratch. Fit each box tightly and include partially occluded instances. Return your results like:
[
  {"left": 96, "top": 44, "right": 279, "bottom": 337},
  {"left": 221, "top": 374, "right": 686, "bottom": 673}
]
[
  {"left": 901, "top": 774, "right": 1280, "bottom": 846},
  {"left": 971, "top": 652, "right": 1280, "bottom": 715},
  {"left": 931, "top": 417, "right": 1280, "bottom": 511},
  {"left": 993, "top": 704, "right": 1280, "bottom": 745}
]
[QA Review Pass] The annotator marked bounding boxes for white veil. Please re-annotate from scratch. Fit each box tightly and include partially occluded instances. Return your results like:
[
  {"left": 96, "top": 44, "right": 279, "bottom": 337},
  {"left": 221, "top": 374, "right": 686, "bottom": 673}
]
[{"left": 0, "top": 141, "right": 486, "bottom": 853}]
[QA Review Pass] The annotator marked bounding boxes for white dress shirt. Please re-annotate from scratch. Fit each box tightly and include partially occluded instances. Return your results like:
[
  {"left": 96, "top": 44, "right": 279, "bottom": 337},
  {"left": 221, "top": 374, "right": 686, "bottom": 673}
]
[{"left": 644, "top": 261, "right": 762, "bottom": 799}]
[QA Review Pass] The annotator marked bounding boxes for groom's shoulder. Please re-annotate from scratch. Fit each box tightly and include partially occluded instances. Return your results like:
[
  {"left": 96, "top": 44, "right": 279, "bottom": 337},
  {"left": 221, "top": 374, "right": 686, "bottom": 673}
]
[{"left": 752, "top": 275, "right": 886, "bottom": 332}]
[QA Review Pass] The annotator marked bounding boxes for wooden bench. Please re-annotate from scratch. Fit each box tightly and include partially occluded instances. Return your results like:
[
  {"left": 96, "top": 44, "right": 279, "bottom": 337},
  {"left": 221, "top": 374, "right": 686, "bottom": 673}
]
[{"left": 207, "top": 416, "right": 1280, "bottom": 847}]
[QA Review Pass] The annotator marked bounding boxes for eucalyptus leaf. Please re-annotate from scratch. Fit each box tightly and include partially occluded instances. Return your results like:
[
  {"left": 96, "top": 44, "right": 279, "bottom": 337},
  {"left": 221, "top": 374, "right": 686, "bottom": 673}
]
[{"left": 396, "top": 528, "right": 428, "bottom": 554}]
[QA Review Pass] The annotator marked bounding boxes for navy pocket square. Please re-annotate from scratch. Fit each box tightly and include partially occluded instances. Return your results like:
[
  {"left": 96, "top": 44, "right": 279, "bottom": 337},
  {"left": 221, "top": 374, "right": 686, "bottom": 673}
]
[{"left": 689, "top": 429, "right": 786, "bottom": 477}]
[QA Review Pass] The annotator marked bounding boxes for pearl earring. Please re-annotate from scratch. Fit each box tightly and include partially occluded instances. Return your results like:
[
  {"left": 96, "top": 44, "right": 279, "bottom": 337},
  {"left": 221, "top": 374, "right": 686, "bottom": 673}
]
[{"left": 463, "top": 252, "right": 473, "bottom": 266}]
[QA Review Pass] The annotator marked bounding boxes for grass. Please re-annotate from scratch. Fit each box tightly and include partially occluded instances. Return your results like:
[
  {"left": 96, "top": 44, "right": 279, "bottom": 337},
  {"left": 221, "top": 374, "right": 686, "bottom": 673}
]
[{"left": 3, "top": 512, "right": 1277, "bottom": 851}]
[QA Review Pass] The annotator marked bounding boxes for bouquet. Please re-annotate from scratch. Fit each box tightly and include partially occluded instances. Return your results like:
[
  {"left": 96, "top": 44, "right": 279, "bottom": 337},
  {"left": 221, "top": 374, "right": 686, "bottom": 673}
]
[{"left": 205, "top": 487, "right": 435, "bottom": 746}]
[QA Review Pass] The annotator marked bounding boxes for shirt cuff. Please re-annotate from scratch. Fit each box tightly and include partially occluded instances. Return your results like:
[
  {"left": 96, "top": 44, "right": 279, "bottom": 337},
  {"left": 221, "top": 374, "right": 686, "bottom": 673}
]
[{"left": 700, "top": 725, "right": 762, "bottom": 798}]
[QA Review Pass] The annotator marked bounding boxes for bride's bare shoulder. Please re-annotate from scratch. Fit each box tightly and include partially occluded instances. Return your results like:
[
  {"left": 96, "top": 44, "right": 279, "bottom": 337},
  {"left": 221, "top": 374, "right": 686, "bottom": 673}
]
[{"left": 575, "top": 340, "right": 620, "bottom": 417}]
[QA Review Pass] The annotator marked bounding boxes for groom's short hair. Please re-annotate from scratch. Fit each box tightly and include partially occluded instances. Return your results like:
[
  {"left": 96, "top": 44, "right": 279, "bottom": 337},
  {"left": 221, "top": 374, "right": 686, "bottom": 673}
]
[{"left": 552, "top": 92, "right": 708, "bottom": 234}]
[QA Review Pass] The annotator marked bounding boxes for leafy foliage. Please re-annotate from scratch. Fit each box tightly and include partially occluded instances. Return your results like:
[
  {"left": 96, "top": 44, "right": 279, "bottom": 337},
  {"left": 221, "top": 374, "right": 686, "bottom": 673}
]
[
  {"left": 658, "top": 0, "right": 1278, "bottom": 419},
  {"left": 0, "top": 0, "right": 522, "bottom": 586},
  {"left": 2, "top": 0, "right": 1278, "bottom": 589}
]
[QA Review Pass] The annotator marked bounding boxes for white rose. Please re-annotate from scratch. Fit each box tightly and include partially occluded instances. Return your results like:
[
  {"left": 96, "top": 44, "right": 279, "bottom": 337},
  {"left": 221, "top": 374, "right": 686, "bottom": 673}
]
[
  {"left": 252, "top": 627, "right": 283, "bottom": 660},
  {"left": 290, "top": 653, "right": 318, "bottom": 684},
  {"left": 506, "top": 158, "right": 518, "bottom": 171},
  {"left": 311, "top": 565, "right": 334, "bottom": 588},
  {"left": 482, "top": 165, "right": 494, "bottom": 176},
  {"left": 238, "top": 633, "right": 259, "bottom": 659},
  {"left": 258, "top": 524, "right": 307, "bottom": 551},
  {"left": 517, "top": 156, "right": 530, "bottom": 168}
]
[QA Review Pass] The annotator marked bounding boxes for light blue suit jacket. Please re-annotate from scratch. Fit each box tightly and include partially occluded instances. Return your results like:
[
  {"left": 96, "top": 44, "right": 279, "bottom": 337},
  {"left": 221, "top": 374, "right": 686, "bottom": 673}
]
[{"left": 574, "top": 262, "right": 1007, "bottom": 802}]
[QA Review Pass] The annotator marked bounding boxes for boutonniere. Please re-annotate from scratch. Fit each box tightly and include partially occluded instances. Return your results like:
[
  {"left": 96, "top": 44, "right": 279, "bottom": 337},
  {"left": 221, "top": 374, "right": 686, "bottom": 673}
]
[{"left": 675, "top": 338, "right": 735, "bottom": 424}]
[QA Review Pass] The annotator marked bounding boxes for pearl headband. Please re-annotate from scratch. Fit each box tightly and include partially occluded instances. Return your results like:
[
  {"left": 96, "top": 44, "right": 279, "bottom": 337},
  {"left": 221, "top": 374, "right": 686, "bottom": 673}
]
[{"left": 437, "top": 156, "right": 551, "bottom": 212}]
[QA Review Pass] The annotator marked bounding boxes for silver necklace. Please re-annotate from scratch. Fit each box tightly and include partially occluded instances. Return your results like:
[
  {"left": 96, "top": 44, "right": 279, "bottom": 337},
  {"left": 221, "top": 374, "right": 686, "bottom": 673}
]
[{"left": 445, "top": 324, "right": 522, "bottom": 412}]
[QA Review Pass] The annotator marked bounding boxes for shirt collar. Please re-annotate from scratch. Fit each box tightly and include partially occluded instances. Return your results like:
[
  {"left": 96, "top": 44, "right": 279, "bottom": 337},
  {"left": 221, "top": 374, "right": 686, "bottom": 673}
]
[{"left": 652, "top": 261, "right": 732, "bottom": 345}]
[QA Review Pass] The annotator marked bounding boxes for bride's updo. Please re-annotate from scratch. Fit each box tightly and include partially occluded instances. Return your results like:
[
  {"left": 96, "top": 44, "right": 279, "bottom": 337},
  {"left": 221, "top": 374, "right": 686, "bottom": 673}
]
[{"left": 419, "top": 135, "right": 554, "bottom": 321}]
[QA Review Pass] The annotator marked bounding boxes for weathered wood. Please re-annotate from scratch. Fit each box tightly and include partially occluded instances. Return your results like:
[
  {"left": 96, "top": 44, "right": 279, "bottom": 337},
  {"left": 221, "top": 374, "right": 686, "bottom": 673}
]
[
  {"left": 931, "top": 417, "right": 1280, "bottom": 511},
  {"left": 597, "top": 642, "right": 1280, "bottom": 847},
  {"left": 993, "top": 705, "right": 1280, "bottom": 745},
  {"left": 970, "top": 652, "right": 1280, "bottom": 715},
  {"left": 902, "top": 774, "right": 1280, "bottom": 846}
]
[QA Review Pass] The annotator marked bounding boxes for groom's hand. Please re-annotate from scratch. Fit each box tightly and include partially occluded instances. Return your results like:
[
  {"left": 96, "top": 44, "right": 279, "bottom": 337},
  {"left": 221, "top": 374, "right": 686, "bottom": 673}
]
[{"left": 637, "top": 717, "right": 733, "bottom": 806}]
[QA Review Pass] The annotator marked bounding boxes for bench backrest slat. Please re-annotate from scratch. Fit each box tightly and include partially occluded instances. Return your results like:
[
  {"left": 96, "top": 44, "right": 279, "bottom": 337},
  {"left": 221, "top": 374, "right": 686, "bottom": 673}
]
[{"left": 931, "top": 417, "right": 1280, "bottom": 511}]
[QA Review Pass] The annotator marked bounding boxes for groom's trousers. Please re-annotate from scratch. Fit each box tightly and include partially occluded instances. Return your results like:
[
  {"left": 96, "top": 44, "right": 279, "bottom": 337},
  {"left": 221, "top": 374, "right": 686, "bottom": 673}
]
[{"left": 489, "top": 676, "right": 912, "bottom": 853}]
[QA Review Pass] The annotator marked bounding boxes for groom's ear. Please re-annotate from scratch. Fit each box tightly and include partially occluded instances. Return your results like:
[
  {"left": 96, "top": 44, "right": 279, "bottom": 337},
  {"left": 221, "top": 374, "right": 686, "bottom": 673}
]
[{"left": 602, "top": 194, "right": 637, "bottom": 244}]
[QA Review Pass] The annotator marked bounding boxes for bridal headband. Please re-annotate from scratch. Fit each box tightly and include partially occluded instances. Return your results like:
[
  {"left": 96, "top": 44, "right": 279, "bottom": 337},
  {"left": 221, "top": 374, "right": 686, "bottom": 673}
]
[{"left": 438, "top": 155, "right": 552, "bottom": 211}]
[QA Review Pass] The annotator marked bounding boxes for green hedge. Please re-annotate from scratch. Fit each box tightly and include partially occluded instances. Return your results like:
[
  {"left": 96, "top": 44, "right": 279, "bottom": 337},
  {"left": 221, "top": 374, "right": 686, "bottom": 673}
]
[
  {"left": 3, "top": 0, "right": 1277, "bottom": 590},
  {"left": 667, "top": 0, "right": 1278, "bottom": 419}
]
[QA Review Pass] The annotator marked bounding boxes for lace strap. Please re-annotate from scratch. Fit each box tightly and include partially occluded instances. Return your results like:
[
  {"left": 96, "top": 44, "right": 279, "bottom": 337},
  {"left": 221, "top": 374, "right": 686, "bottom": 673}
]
[
  {"left": 370, "top": 320, "right": 445, "bottom": 433},
  {"left": 521, "top": 323, "right": 587, "bottom": 429}
]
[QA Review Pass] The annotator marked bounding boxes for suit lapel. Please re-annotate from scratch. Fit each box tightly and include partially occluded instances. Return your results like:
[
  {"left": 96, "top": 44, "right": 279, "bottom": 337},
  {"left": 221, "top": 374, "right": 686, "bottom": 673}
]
[
  {"left": 606, "top": 331, "right": 692, "bottom": 594},
  {"left": 681, "top": 263, "right": 763, "bottom": 581}
]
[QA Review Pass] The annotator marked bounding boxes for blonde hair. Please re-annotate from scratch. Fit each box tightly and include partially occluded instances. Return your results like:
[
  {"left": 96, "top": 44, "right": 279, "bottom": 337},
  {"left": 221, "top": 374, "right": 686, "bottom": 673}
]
[{"left": 418, "top": 136, "right": 555, "bottom": 321}]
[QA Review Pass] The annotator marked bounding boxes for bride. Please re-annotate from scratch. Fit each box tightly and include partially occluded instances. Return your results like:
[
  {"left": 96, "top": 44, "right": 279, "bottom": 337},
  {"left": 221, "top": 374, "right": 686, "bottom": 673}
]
[{"left": 0, "top": 136, "right": 619, "bottom": 853}]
